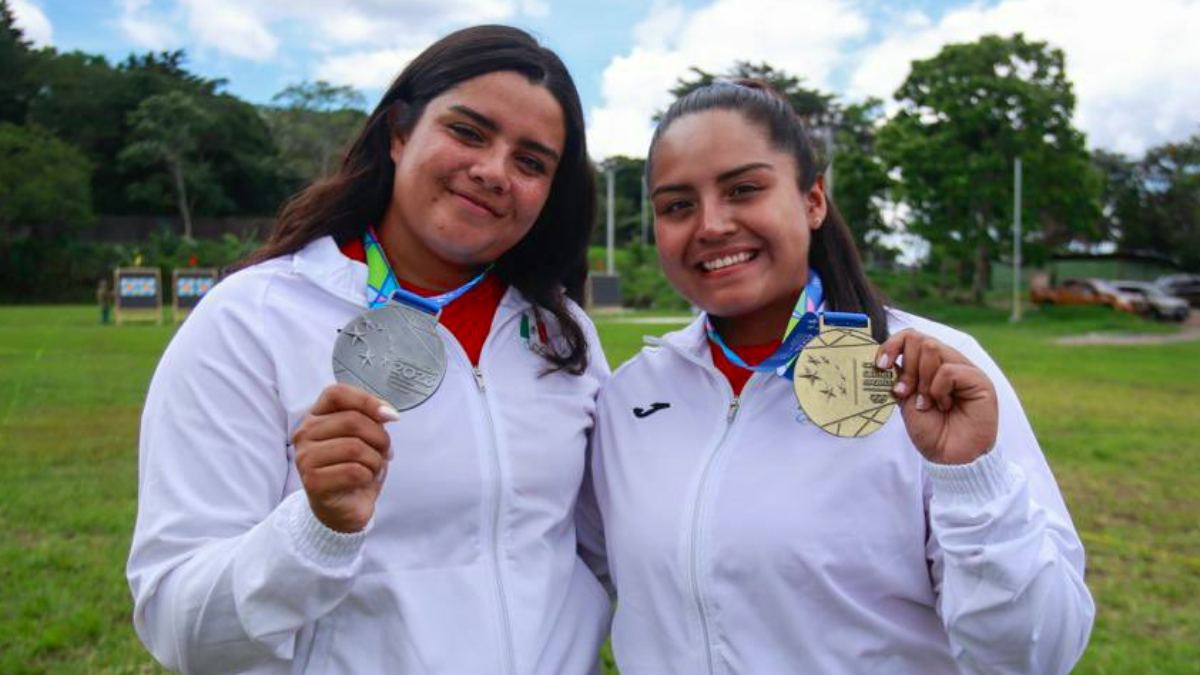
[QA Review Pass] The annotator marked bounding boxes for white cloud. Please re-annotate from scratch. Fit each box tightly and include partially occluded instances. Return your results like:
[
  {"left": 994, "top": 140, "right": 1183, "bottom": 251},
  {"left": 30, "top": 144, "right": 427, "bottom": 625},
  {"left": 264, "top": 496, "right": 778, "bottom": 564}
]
[
  {"left": 260, "top": 0, "right": 516, "bottom": 48},
  {"left": 113, "top": 0, "right": 519, "bottom": 65},
  {"left": 587, "top": 0, "right": 870, "bottom": 159},
  {"left": 848, "top": 0, "right": 1200, "bottom": 155},
  {"left": 180, "top": 0, "right": 278, "bottom": 61},
  {"left": 518, "top": 0, "right": 550, "bottom": 18},
  {"left": 10, "top": 0, "right": 53, "bottom": 46},
  {"left": 314, "top": 46, "right": 426, "bottom": 91},
  {"left": 116, "top": 0, "right": 180, "bottom": 51}
]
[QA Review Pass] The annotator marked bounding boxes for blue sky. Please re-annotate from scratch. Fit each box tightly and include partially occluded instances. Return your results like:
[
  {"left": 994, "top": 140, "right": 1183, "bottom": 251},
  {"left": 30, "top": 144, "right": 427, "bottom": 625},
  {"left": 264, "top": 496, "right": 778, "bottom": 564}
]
[{"left": 11, "top": 0, "right": 1200, "bottom": 159}]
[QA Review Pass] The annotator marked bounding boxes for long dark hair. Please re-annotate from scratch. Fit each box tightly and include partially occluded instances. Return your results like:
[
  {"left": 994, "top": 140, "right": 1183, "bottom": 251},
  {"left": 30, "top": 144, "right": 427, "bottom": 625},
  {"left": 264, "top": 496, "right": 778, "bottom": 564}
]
[
  {"left": 648, "top": 80, "right": 889, "bottom": 341},
  {"left": 237, "top": 25, "right": 595, "bottom": 373}
]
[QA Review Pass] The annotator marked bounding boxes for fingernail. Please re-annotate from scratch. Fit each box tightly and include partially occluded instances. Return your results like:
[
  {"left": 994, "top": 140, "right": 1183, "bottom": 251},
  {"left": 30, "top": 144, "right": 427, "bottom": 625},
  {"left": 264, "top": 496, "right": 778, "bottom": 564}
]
[
  {"left": 377, "top": 404, "right": 401, "bottom": 422},
  {"left": 893, "top": 381, "right": 908, "bottom": 397},
  {"left": 876, "top": 354, "right": 890, "bottom": 369},
  {"left": 915, "top": 394, "right": 928, "bottom": 410}
]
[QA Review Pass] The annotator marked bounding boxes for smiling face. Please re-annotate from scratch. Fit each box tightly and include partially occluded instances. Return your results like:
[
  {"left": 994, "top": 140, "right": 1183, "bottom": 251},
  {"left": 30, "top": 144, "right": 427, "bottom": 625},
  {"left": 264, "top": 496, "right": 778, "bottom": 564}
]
[
  {"left": 380, "top": 70, "right": 566, "bottom": 290},
  {"left": 650, "top": 109, "right": 827, "bottom": 344}
]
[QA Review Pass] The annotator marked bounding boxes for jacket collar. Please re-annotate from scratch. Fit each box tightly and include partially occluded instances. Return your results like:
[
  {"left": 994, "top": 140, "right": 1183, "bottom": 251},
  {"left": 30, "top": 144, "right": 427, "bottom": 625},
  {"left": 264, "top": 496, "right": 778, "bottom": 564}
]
[
  {"left": 290, "top": 235, "right": 528, "bottom": 320},
  {"left": 652, "top": 313, "right": 713, "bottom": 368}
]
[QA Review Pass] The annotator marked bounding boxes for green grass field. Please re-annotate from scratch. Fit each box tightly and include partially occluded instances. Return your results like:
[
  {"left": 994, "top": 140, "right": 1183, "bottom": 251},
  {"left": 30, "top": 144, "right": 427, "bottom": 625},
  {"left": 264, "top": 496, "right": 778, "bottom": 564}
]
[{"left": 1, "top": 304, "right": 1197, "bottom": 673}]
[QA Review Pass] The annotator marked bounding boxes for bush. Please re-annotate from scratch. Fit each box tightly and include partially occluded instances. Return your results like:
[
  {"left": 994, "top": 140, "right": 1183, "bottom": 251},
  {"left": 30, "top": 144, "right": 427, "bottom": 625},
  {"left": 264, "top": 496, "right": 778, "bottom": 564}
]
[{"left": 0, "top": 229, "right": 260, "bottom": 303}]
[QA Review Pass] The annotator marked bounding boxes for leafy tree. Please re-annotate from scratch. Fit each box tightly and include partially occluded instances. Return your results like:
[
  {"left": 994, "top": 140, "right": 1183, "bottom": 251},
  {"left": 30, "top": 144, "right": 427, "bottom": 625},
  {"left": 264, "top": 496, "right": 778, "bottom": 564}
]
[
  {"left": 27, "top": 49, "right": 288, "bottom": 216},
  {"left": 832, "top": 99, "right": 892, "bottom": 256},
  {"left": 1141, "top": 135, "right": 1200, "bottom": 270},
  {"left": 264, "top": 80, "right": 366, "bottom": 183},
  {"left": 119, "top": 91, "right": 219, "bottom": 239},
  {"left": 878, "top": 33, "right": 1100, "bottom": 301},
  {"left": 594, "top": 156, "right": 648, "bottom": 248},
  {"left": 0, "top": 0, "right": 38, "bottom": 123},
  {"left": 0, "top": 122, "right": 93, "bottom": 240},
  {"left": 1093, "top": 149, "right": 1153, "bottom": 249}
]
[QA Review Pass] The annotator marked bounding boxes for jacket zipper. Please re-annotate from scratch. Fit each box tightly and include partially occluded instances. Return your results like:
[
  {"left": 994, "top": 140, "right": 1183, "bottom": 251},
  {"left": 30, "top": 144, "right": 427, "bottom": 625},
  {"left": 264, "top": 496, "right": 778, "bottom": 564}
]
[
  {"left": 470, "top": 365, "right": 517, "bottom": 675},
  {"left": 435, "top": 307, "right": 521, "bottom": 675},
  {"left": 686, "top": 378, "right": 750, "bottom": 675}
]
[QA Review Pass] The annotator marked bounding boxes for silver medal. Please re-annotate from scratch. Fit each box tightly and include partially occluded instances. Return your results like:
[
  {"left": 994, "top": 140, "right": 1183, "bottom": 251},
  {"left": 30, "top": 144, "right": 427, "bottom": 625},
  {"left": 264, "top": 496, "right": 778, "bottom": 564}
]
[{"left": 332, "top": 303, "right": 447, "bottom": 410}]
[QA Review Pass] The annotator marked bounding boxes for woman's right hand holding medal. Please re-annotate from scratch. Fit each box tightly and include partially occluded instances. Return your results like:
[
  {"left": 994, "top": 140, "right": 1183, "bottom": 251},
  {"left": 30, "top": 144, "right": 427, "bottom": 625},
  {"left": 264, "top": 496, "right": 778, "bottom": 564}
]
[{"left": 292, "top": 383, "right": 401, "bottom": 533}]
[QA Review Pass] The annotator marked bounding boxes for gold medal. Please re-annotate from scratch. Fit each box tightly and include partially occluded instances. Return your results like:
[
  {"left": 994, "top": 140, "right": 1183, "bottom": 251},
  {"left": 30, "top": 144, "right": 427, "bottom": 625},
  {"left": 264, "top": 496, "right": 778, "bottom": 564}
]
[{"left": 793, "top": 316, "right": 895, "bottom": 437}]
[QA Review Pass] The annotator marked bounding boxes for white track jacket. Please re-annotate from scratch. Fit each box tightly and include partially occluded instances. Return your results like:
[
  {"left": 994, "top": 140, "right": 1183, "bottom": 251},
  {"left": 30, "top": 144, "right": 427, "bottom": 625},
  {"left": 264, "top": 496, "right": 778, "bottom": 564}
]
[
  {"left": 584, "top": 311, "right": 1094, "bottom": 674},
  {"left": 128, "top": 236, "right": 612, "bottom": 674}
]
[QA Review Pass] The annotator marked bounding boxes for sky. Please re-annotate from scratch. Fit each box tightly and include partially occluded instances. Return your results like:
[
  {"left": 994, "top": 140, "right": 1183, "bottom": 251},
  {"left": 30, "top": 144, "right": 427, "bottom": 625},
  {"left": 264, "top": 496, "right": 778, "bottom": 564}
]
[{"left": 10, "top": 0, "right": 1200, "bottom": 161}]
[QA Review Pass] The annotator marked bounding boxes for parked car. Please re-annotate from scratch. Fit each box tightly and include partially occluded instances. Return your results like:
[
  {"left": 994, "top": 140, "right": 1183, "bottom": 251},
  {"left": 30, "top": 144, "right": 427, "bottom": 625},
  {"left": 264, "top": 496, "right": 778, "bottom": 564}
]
[
  {"left": 1031, "top": 277, "right": 1148, "bottom": 314},
  {"left": 1155, "top": 274, "right": 1200, "bottom": 308},
  {"left": 1112, "top": 280, "right": 1190, "bottom": 321}
]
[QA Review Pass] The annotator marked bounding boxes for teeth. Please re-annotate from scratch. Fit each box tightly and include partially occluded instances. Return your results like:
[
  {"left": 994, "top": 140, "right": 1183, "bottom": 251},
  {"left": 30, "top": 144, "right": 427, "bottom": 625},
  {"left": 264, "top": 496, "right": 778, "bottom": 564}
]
[{"left": 701, "top": 251, "right": 753, "bottom": 272}]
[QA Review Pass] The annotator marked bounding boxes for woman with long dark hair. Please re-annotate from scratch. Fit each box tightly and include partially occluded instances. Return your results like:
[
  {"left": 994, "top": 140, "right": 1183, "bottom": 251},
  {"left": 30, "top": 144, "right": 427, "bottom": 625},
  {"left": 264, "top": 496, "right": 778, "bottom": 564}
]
[
  {"left": 129, "top": 26, "right": 611, "bottom": 673},
  {"left": 583, "top": 81, "right": 1094, "bottom": 673}
]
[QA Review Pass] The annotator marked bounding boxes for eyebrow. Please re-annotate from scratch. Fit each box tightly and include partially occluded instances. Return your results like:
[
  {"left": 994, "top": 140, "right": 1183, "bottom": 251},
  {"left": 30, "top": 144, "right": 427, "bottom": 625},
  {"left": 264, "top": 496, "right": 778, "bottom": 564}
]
[
  {"left": 449, "top": 104, "right": 561, "bottom": 163},
  {"left": 650, "top": 162, "right": 774, "bottom": 198}
]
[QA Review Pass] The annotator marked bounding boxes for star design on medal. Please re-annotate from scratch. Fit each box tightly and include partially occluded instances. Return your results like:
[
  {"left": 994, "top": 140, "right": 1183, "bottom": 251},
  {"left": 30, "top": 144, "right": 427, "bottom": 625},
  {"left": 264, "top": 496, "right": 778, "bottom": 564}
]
[
  {"left": 342, "top": 324, "right": 368, "bottom": 345},
  {"left": 358, "top": 348, "right": 376, "bottom": 367}
]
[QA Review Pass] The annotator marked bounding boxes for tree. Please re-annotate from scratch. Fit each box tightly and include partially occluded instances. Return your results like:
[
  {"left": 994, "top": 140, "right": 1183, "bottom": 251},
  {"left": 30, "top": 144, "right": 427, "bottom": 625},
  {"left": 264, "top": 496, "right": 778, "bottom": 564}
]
[
  {"left": 593, "top": 156, "right": 648, "bottom": 248},
  {"left": 1093, "top": 149, "right": 1154, "bottom": 249},
  {"left": 0, "top": 0, "right": 38, "bottom": 124},
  {"left": 119, "top": 91, "right": 218, "bottom": 239},
  {"left": 1142, "top": 135, "right": 1200, "bottom": 270},
  {"left": 0, "top": 122, "right": 93, "bottom": 241},
  {"left": 832, "top": 99, "right": 893, "bottom": 257},
  {"left": 264, "top": 80, "right": 366, "bottom": 183},
  {"left": 26, "top": 48, "right": 289, "bottom": 216},
  {"left": 878, "top": 33, "right": 1100, "bottom": 301}
]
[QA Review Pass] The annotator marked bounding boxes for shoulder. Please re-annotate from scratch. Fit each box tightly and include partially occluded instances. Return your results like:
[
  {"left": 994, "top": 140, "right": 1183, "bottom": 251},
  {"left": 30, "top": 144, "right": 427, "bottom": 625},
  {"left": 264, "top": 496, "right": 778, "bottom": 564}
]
[
  {"left": 600, "top": 327, "right": 697, "bottom": 406},
  {"left": 169, "top": 255, "right": 304, "bottom": 361},
  {"left": 886, "top": 307, "right": 982, "bottom": 355},
  {"left": 193, "top": 258, "right": 293, "bottom": 325}
]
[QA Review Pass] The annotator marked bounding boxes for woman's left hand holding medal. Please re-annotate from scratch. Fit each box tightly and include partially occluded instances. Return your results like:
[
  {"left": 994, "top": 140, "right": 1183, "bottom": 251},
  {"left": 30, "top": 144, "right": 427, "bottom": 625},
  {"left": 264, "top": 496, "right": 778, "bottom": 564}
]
[{"left": 875, "top": 330, "right": 999, "bottom": 465}]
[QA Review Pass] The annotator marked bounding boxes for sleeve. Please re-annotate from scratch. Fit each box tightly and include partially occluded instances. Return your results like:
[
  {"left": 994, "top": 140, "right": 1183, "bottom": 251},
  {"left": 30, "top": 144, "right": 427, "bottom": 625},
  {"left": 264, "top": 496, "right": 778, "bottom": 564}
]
[
  {"left": 573, "top": 308, "right": 614, "bottom": 599},
  {"left": 126, "top": 275, "right": 366, "bottom": 673},
  {"left": 922, "top": 336, "right": 1095, "bottom": 675}
]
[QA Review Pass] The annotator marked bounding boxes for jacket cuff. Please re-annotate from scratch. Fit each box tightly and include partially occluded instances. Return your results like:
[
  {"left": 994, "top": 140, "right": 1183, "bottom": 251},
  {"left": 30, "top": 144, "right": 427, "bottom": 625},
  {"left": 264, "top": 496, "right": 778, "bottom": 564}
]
[
  {"left": 283, "top": 490, "right": 368, "bottom": 570},
  {"left": 925, "top": 447, "right": 1018, "bottom": 506}
]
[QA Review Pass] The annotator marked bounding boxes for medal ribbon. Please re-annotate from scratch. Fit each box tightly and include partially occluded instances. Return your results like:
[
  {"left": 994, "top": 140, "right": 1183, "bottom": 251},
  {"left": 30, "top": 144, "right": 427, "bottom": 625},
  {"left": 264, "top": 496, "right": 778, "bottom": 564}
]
[
  {"left": 705, "top": 270, "right": 824, "bottom": 374},
  {"left": 363, "top": 226, "right": 489, "bottom": 316},
  {"left": 706, "top": 270, "right": 871, "bottom": 378}
]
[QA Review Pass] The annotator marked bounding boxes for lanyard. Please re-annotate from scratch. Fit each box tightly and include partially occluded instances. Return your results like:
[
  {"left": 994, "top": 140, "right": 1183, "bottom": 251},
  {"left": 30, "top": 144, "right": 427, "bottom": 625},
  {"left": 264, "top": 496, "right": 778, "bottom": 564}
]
[
  {"left": 363, "top": 226, "right": 489, "bottom": 316},
  {"left": 705, "top": 270, "right": 824, "bottom": 374},
  {"left": 705, "top": 270, "right": 872, "bottom": 378}
]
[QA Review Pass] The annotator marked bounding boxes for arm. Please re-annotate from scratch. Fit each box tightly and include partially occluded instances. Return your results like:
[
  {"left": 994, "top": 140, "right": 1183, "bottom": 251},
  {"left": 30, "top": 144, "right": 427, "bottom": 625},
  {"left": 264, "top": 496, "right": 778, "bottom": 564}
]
[
  {"left": 572, "top": 306, "right": 614, "bottom": 598},
  {"left": 126, "top": 278, "right": 377, "bottom": 673},
  {"left": 879, "top": 331, "right": 1094, "bottom": 674},
  {"left": 575, "top": 442, "right": 613, "bottom": 599}
]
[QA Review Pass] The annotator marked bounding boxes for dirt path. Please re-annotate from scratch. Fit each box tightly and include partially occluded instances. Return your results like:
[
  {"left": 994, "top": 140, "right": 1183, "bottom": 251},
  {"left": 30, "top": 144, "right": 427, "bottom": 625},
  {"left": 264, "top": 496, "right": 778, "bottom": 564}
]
[{"left": 1056, "top": 311, "right": 1200, "bottom": 346}]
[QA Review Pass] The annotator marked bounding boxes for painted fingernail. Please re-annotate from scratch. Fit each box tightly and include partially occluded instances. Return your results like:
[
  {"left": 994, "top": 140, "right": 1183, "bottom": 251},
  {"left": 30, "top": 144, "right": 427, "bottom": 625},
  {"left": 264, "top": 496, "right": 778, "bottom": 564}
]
[
  {"left": 876, "top": 354, "right": 890, "bottom": 369},
  {"left": 916, "top": 394, "right": 929, "bottom": 410},
  {"left": 893, "top": 381, "right": 908, "bottom": 397},
  {"left": 377, "top": 404, "right": 401, "bottom": 422}
]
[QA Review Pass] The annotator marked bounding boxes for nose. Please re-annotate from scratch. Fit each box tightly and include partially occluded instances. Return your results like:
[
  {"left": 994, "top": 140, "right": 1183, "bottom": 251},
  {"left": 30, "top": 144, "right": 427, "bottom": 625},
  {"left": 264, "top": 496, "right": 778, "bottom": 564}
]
[
  {"left": 467, "top": 147, "right": 510, "bottom": 194},
  {"left": 696, "top": 202, "right": 736, "bottom": 241}
]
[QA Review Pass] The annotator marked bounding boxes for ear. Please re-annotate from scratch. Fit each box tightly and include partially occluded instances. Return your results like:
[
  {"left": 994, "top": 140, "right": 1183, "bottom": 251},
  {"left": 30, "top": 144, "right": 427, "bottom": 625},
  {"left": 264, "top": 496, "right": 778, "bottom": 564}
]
[
  {"left": 389, "top": 132, "right": 406, "bottom": 164},
  {"left": 806, "top": 174, "right": 828, "bottom": 231}
]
